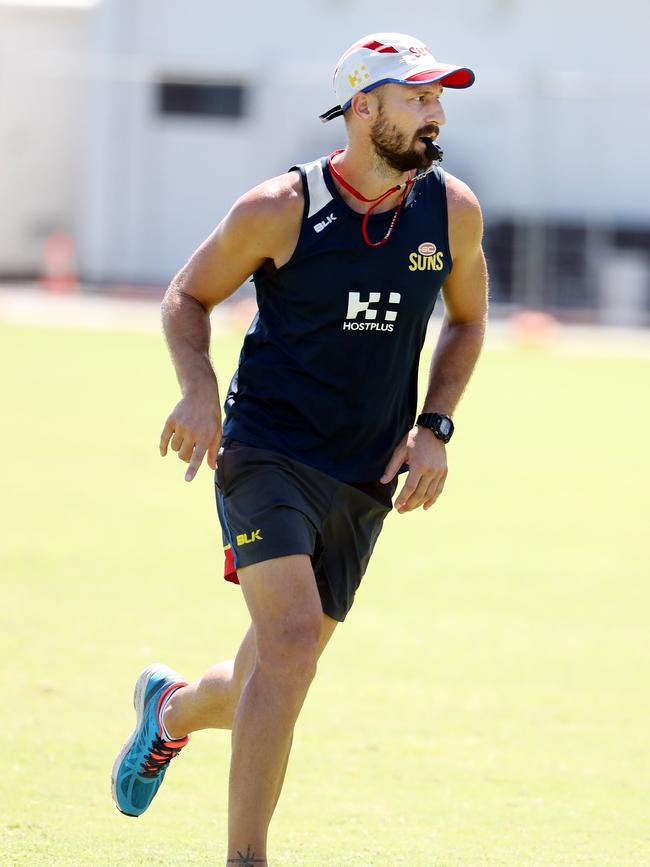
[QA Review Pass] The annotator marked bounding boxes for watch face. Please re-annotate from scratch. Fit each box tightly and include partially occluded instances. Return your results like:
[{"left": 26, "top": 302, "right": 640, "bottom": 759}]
[{"left": 440, "top": 418, "right": 451, "bottom": 436}]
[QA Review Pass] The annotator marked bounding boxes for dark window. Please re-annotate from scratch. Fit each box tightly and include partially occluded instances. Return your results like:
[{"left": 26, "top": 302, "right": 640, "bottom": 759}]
[
  {"left": 483, "top": 220, "right": 516, "bottom": 303},
  {"left": 158, "top": 81, "right": 247, "bottom": 119}
]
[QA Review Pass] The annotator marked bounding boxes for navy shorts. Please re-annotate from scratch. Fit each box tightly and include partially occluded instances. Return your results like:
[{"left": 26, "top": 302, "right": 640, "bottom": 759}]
[{"left": 214, "top": 438, "right": 396, "bottom": 621}]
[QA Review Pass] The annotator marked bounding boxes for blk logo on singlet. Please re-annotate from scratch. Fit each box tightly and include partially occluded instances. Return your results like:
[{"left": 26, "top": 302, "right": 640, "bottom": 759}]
[
  {"left": 314, "top": 213, "right": 337, "bottom": 233},
  {"left": 343, "top": 291, "right": 401, "bottom": 332}
]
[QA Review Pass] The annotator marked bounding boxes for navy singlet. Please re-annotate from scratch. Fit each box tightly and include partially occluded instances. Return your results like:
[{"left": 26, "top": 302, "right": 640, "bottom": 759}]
[{"left": 222, "top": 155, "right": 452, "bottom": 483}]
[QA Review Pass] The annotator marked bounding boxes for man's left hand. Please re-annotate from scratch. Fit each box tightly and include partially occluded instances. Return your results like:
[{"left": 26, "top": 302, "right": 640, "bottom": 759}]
[{"left": 380, "top": 426, "right": 448, "bottom": 513}]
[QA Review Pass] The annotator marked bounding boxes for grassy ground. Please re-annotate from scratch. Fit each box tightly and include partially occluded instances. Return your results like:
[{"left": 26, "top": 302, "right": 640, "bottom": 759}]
[{"left": 1, "top": 320, "right": 649, "bottom": 866}]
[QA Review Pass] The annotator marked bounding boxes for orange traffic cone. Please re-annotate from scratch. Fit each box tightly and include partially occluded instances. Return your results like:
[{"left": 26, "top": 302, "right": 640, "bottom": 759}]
[{"left": 42, "top": 232, "right": 79, "bottom": 293}]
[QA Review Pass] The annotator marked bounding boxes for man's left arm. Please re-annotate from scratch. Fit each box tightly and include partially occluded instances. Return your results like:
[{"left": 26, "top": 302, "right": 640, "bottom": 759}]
[{"left": 380, "top": 175, "right": 488, "bottom": 513}]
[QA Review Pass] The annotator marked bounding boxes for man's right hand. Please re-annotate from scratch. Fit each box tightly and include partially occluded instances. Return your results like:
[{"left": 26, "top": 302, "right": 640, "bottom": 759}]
[{"left": 159, "top": 396, "right": 222, "bottom": 482}]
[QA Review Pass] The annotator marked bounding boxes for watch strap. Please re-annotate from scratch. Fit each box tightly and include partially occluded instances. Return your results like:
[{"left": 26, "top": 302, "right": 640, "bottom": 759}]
[{"left": 416, "top": 412, "right": 454, "bottom": 443}]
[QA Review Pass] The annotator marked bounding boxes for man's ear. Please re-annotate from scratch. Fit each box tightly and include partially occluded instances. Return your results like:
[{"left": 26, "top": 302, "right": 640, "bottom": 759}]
[{"left": 350, "top": 92, "right": 373, "bottom": 122}]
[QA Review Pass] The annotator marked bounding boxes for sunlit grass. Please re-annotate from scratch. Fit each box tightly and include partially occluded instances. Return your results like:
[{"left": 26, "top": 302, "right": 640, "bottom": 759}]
[{"left": 1, "top": 321, "right": 648, "bottom": 866}]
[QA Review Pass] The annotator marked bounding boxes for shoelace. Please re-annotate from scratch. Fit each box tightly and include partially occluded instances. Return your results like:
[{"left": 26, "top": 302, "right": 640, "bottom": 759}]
[{"left": 139, "top": 735, "right": 184, "bottom": 778}]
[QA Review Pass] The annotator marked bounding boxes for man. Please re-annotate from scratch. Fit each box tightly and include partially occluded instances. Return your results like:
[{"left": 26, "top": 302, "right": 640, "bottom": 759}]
[{"left": 112, "top": 32, "right": 488, "bottom": 867}]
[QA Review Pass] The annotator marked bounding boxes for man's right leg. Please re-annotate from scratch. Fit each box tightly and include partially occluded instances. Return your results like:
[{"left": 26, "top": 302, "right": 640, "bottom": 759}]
[{"left": 226, "top": 554, "right": 325, "bottom": 866}]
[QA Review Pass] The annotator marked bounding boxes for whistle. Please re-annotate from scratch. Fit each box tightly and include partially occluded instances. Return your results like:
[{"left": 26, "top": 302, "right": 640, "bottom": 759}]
[{"left": 421, "top": 138, "right": 443, "bottom": 162}]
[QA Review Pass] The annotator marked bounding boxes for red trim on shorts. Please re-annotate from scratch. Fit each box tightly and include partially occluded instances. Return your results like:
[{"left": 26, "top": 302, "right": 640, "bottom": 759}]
[{"left": 223, "top": 545, "right": 239, "bottom": 585}]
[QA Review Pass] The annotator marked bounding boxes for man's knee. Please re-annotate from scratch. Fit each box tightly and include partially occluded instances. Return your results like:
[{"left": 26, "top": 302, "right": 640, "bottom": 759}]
[
  {"left": 237, "top": 555, "right": 326, "bottom": 693},
  {"left": 256, "top": 611, "right": 322, "bottom": 690}
]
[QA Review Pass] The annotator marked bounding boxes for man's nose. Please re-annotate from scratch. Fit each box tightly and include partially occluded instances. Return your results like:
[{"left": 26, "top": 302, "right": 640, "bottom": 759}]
[{"left": 428, "top": 100, "right": 446, "bottom": 126}]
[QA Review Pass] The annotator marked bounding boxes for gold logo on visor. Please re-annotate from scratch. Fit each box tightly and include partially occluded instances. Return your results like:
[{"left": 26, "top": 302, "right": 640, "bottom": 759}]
[{"left": 348, "top": 65, "right": 370, "bottom": 88}]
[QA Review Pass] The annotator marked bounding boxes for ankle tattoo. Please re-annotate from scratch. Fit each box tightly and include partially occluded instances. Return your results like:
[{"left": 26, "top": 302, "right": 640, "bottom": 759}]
[{"left": 227, "top": 846, "right": 266, "bottom": 865}]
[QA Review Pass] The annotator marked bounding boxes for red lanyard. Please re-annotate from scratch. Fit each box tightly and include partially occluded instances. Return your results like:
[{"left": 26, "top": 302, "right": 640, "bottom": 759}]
[{"left": 327, "top": 150, "right": 416, "bottom": 248}]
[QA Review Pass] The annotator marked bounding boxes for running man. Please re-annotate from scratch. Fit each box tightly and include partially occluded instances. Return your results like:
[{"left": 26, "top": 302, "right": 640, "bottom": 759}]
[{"left": 112, "top": 32, "right": 488, "bottom": 867}]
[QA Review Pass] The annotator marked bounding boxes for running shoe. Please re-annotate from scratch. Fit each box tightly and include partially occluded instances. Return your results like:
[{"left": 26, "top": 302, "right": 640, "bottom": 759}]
[{"left": 111, "top": 663, "right": 189, "bottom": 817}]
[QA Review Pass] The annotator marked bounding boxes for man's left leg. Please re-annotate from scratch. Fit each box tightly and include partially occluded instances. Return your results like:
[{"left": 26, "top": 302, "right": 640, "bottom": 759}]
[{"left": 162, "top": 624, "right": 257, "bottom": 735}]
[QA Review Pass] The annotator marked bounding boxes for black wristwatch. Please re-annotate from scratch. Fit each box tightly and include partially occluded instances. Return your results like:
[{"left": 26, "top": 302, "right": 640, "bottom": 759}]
[{"left": 416, "top": 412, "right": 454, "bottom": 444}]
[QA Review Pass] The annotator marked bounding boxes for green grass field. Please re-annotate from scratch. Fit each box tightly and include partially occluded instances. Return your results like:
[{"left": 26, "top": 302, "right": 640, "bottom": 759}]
[{"left": 1, "top": 319, "right": 649, "bottom": 866}]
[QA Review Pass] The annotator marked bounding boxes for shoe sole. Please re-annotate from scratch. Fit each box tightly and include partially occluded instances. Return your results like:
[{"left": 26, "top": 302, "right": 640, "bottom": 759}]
[{"left": 110, "top": 663, "right": 177, "bottom": 817}]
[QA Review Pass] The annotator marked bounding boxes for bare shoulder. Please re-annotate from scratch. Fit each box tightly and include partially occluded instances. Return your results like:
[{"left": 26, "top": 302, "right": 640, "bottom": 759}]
[
  {"left": 229, "top": 171, "right": 304, "bottom": 234},
  {"left": 170, "top": 171, "right": 304, "bottom": 310},
  {"left": 444, "top": 171, "right": 483, "bottom": 253},
  {"left": 220, "top": 170, "right": 304, "bottom": 268}
]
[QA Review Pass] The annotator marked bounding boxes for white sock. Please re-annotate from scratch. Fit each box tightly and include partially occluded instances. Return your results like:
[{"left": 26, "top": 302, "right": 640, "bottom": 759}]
[{"left": 159, "top": 686, "right": 184, "bottom": 742}]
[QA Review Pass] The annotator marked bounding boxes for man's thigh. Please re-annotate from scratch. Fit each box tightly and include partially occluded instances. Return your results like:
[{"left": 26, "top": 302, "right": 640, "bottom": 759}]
[{"left": 237, "top": 555, "right": 337, "bottom": 656}]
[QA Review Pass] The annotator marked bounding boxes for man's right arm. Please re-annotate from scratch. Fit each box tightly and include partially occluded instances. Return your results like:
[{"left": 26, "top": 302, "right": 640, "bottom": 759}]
[{"left": 159, "top": 173, "right": 303, "bottom": 481}]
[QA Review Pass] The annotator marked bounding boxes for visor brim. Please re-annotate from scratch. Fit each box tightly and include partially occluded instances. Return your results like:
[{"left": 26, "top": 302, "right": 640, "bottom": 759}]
[{"left": 405, "top": 66, "right": 475, "bottom": 88}]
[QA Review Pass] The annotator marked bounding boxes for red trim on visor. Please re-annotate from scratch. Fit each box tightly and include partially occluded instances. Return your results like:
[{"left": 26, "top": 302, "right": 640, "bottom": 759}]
[
  {"left": 406, "top": 67, "right": 474, "bottom": 87},
  {"left": 362, "top": 40, "right": 399, "bottom": 53},
  {"left": 337, "top": 39, "right": 399, "bottom": 69}
]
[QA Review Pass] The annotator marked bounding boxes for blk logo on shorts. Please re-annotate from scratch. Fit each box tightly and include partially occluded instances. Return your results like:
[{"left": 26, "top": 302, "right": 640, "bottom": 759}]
[
  {"left": 236, "top": 529, "right": 263, "bottom": 546},
  {"left": 343, "top": 291, "right": 401, "bottom": 332}
]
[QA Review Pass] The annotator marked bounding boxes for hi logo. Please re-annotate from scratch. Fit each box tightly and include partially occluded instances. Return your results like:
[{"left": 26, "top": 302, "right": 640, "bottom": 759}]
[
  {"left": 409, "top": 241, "right": 445, "bottom": 271},
  {"left": 314, "top": 213, "right": 337, "bottom": 233},
  {"left": 343, "top": 291, "right": 401, "bottom": 332},
  {"left": 236, "top": 529, "right": 263, "bottom": 546}
]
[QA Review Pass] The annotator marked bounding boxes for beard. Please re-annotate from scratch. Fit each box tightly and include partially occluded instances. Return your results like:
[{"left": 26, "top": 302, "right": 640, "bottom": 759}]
[{"left": 370, "top": 106, "right": 439, "bottom": 173}]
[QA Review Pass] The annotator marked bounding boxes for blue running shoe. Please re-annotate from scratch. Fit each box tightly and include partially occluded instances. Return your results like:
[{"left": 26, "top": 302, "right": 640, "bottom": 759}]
[{"left": 111, "top": 663, "right": 189, "bottom": 817}]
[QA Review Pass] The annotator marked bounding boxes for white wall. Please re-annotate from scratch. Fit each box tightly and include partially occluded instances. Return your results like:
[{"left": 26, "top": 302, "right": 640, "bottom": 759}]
[
  {"left": 2, "top": 0, "right": 648, "bottom": 281},
  {"left": 0, "top": 3, "right": 93, "bottom": 273},
  {"left": 79, "top": 0, "right": 650, "bottom": 283}
]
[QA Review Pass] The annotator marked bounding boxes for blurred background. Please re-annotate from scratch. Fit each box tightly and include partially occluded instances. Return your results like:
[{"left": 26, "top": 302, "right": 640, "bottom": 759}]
[{"left": 0, "top": 0, "right": 649, "bottom": 327}]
